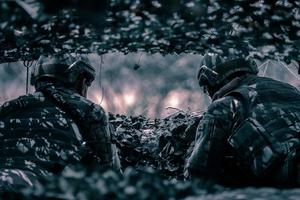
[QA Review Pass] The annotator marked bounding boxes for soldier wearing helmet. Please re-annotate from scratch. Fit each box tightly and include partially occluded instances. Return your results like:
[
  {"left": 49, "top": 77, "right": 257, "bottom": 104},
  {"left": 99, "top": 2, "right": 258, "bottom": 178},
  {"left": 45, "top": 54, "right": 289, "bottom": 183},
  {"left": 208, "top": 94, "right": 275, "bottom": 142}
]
[
  {"left": 185, "top": 54, "right": 300, "bottom": 187},
  {"left": 0, "top": 54, "right": 121, "bottom": 190}
]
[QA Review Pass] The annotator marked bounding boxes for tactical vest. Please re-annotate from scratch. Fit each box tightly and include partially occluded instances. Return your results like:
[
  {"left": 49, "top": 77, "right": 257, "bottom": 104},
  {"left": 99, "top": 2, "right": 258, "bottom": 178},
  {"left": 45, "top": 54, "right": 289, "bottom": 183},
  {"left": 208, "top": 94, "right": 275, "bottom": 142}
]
[
  {"left": 40, "top": 86, "right": 121, "bottom": 173},
  {"left": 225, "top": 75, "right": 300, "bottom": 186},
  {"left": 0, "top": 91, "right": 85, "bottom": 177}
]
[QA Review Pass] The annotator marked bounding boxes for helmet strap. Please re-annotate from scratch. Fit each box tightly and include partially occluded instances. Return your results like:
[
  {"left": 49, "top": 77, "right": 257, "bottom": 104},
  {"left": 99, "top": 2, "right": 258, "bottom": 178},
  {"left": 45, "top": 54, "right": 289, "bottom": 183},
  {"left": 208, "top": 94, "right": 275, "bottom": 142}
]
[
  {"left": 203, "top": 85, "right": 208, "bottom": 94},
  {"left": 74, "top": 74, "right": 89, "bottom": 97}
]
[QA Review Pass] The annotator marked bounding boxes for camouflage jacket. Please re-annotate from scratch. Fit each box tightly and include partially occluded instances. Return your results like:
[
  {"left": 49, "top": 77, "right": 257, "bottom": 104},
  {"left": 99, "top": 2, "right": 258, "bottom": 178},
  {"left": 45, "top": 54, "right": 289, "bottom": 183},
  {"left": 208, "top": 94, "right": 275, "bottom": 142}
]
[
  {"left": 185, "top": 75, "right": 300, "bottom": 187},
  {"left": 0, "top": 85, "right": 119, "bottom": 188}
]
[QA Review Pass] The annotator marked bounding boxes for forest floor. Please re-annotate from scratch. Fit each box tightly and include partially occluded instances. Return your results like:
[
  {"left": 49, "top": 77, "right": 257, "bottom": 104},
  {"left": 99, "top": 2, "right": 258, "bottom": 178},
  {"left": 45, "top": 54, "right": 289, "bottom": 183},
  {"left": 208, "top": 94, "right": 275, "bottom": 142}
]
[{"left": 4, "top": 112, "right": 300, "bottom": 199}]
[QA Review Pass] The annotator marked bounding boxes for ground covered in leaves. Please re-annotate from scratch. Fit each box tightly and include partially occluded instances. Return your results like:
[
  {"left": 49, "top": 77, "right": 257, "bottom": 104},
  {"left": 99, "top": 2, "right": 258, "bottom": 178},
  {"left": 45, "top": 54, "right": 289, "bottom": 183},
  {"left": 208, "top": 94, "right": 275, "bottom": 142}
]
[
  {"left": 110, "top": 111, "right": 200, "bottom": 179},
  {"left": 2, "top": 112, "right": 300, "bottom": 199},
  {"left": 6, "top": 167, "right": 300, "bottom": 200}
]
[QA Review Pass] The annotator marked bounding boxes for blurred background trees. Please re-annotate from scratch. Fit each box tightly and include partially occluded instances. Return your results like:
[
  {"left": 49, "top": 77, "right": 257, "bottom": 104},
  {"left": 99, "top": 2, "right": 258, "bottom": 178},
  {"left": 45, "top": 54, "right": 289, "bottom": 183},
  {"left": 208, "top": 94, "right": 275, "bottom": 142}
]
[{"left": 0, "top": 53, "right": 298, "bottom": 117}]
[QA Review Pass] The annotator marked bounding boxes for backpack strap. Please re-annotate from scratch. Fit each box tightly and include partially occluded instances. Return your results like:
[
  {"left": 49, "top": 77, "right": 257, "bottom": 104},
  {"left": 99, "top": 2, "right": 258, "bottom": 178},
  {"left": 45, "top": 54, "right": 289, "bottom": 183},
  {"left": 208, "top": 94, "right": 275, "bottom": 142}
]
[{"left": 38, "top": 85, "right": 101, "bottom": 132}]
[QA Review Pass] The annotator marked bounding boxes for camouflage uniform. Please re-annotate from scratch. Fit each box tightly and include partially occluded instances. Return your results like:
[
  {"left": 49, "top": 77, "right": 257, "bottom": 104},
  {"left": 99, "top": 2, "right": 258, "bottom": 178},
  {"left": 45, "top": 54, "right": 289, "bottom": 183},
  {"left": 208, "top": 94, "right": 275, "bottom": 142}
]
[
  {"left": 185, "top": 57, "right": 300, "bottom": 187},
  {"left": 0, "top": 56, "right": 120, "bottom": 190}
]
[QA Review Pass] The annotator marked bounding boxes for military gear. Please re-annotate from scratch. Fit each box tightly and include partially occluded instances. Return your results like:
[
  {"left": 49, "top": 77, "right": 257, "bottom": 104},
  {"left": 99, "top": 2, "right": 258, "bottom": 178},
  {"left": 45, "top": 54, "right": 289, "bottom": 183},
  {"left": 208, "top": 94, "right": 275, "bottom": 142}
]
[
  {"left": 31, "top": 54, "right": 96, "bottom": 87},
  {"left": 0, "top": 169, "right": 38, "bottom": 191},
  {"left": 39, "top": 85, "right": 121, "bottom": 171},
  {"left": 0, "top": 84, "right": 121, "bottom": 188},
  {"left": 185, "top": 74, "right": 300, "bottom": 187},
  {"left": 197, "top": 54, "right": 259, "bottom": 91},
  {"left": 0, "top": 91, "right": 85, "bottom": 186},
  {"left": 197, "top": 54, "right": 224, "bottom": 87}
]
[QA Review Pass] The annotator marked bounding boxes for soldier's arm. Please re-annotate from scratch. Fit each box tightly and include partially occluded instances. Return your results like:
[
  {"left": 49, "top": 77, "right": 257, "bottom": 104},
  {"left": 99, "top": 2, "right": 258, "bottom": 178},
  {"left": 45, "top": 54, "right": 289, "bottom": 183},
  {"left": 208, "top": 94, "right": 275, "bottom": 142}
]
[
  {"left": 85, "top": 106, "right": 121, "bottom": 172},
  {"left": 89, "top": 116, "right": 121, "bottom": 171},
  {"left": 185, "top": 96, "right": 244, "bottom": 181}
]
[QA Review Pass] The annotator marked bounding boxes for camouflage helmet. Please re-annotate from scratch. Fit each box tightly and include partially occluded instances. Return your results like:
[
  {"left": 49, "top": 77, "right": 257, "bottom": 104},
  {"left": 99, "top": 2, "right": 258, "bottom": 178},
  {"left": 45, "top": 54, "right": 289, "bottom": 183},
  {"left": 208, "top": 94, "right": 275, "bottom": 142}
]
[
  {"left": 31, "top": 54, "right": 96, "bottom": 87},
  {"left": 197, "top": 53, "right": 258, "bottom": 89}
]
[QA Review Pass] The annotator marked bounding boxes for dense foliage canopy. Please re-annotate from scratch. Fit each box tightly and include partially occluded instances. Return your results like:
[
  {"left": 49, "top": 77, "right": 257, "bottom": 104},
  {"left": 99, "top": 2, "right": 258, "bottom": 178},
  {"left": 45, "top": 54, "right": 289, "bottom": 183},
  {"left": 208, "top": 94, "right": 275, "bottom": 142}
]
[{"left": 1, "top": 0, "right": 300, "bottom": 65}]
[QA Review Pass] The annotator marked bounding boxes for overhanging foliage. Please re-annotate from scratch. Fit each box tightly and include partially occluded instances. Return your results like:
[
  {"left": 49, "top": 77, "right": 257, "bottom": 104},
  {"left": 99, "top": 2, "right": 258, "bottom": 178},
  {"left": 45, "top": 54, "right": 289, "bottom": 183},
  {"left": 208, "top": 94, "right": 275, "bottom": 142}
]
[{"left": 1, "top": 0, "right": 300, "bottom": 64}]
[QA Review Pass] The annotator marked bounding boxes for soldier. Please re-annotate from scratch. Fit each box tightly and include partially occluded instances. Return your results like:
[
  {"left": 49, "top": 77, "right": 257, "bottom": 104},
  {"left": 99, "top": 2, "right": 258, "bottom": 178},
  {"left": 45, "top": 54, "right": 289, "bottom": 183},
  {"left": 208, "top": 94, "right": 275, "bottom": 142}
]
[
  {"left": 185, "top": 54, "right": 300, "bottom": 187},
  {"left": 0, "top": 55, "right": 121, "bottom": 190}
]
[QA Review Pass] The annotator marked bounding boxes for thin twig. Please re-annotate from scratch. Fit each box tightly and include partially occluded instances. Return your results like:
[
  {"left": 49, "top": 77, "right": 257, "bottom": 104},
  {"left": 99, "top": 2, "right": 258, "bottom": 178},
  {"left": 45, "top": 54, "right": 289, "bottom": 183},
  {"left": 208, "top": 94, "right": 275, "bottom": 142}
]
[
  {"left": 140, "top": 107, "right": 149, "bottom": 116},
  {"left": 98, "top": 55, "right": 105, "bottom": 105},
  {"left": 137, "top": 52, "right": 143, "bottom": 65}
]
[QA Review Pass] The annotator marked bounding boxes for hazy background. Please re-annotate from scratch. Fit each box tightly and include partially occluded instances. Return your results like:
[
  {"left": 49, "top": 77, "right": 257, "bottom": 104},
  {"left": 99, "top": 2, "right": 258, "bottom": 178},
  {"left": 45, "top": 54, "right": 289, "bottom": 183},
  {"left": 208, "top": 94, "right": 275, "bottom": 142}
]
[{"left": 0, "top": 53, "right": 299, "bottom": 118}]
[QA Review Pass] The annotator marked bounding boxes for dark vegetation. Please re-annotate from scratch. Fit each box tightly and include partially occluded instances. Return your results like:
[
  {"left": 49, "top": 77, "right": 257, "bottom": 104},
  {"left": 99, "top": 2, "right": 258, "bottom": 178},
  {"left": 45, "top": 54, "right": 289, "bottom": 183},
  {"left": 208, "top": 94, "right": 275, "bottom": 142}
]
[
  {"left": 3, "top": 112, "right": 300, "bottom": 199},
  {"left": 1, "top": 0, "right": 300, "bottom": 199},
  {"left": 1, "top": 0, "right": 300, "bottom": 63},
  {"left": 109, "top": 112, "right": 200, "bottom": 179}
]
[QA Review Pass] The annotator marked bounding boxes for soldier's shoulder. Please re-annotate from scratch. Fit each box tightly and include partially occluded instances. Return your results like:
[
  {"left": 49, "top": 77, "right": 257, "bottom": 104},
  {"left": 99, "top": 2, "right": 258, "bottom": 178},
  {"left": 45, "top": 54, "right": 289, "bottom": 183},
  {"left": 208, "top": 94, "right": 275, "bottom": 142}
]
[
  {"left": 89, "top": 103, "right": 107, "bottom": 122},
  {"left": 248, "top": 75, "right": 299, "bottom": 91},
  {"left": 71, "top": 93, "right": 107, "bottom": 122},
  {"left": 208, "top": 96, "right": 242, "bottom": 115},
  {"left": 73, "top": 92, "right": 104, "bottom": 110},
  {"left": 0, "top": 92, "right": 47, "bottom": 116},
  {"left": 53, "top": 88, "right": 107, "bottom": 122}
]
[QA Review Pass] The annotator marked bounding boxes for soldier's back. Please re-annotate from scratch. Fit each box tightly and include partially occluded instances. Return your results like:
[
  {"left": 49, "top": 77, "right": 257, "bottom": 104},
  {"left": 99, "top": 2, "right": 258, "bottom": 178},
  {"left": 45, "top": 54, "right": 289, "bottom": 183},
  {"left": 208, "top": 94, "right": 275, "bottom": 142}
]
[
  {"left": 226, "top": 75, "right": 300, "bottom": 186},
  {"left": 0, "top": 91, "right": 84, "bottom": 189}
]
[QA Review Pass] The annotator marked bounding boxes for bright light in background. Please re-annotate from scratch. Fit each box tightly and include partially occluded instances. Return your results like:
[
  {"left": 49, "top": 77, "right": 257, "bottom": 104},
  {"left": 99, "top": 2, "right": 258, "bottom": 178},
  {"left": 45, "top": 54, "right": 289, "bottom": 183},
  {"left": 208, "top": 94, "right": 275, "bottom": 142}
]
[
  {"left": 165, "top": 91, "right": 182, "bottom": 108},
  {"left": 3, "top": 54, "right": 298, "bottom": 118},
  {"left": 123, "top": 92, "right": 136, "bottom": 106},
  {"left": 88, "top": 87, "right": 138, "bottom": 114},
  {"left": 167, "top": 95, "right": 180, "bottom": 107},
  {"left": 89, "top": 91, "right": 108, "bottom": 109}
]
